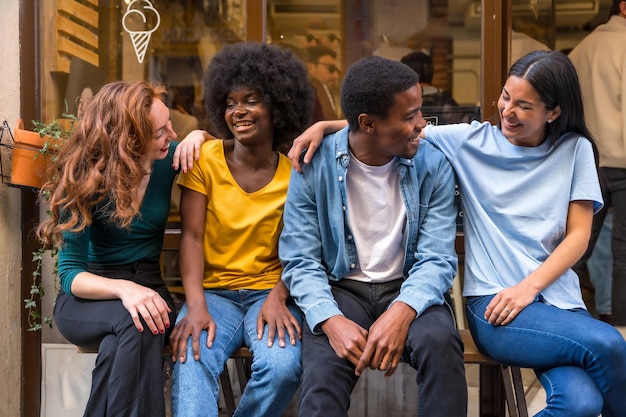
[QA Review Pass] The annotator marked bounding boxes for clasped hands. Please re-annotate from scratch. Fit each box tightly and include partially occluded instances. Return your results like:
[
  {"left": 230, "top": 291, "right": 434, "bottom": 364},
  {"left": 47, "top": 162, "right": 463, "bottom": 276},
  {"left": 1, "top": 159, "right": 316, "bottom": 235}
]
[{"left": 321, "top": 302, "right": 415, "bottom": 377}]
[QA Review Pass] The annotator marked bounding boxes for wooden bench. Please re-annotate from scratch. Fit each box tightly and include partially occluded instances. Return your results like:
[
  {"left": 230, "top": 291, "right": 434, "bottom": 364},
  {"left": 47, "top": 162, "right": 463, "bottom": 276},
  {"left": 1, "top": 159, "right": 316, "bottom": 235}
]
[
  {"left": 219, "top": 330, "right": 528, "bottom": 417},
  {"left": 461, "top": 329, "right": 528, "bottom": 417},
  {"left": 77, "top": 228, "right": 528, "bottom": 415}
]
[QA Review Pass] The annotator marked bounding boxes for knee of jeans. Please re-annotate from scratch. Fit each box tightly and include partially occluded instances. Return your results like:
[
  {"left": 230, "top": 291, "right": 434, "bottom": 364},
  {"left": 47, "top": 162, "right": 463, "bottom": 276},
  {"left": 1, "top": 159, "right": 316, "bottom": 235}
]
[
  {"left": 587, "top": 328, "right": 626, "bottom": 363},
  {"left": 541, "top": 367, "right": 604, "bottom": 417},
  {"left": 172, "top": 354, "right": 223, "bottom": 395},
  {"left": 554, "top": 389, "right": 603, "bottom": 416},
  {"left": 253, "top": 347, "right": 302, "bottom": 384}
]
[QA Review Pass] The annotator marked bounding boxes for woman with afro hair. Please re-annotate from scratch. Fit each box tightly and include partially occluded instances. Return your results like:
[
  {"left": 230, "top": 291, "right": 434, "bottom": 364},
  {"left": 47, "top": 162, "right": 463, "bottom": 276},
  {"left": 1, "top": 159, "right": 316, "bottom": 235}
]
[{"left": 169, "top": 42, "right": 314, "bottom": 417}]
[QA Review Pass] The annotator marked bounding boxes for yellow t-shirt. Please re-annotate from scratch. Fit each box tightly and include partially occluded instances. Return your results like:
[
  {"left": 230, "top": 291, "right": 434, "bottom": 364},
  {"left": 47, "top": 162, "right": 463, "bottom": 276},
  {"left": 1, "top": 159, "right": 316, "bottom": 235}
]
[{"left": 177, "top": 140, "right": 291, "bottom": 290}]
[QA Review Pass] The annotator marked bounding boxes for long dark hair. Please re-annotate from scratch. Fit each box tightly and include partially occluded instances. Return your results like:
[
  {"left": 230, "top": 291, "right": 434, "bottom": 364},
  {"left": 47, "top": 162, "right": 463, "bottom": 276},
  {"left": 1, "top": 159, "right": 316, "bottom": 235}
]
[{"left": 509, "top": 50, "right": 595, "bottom": 148}]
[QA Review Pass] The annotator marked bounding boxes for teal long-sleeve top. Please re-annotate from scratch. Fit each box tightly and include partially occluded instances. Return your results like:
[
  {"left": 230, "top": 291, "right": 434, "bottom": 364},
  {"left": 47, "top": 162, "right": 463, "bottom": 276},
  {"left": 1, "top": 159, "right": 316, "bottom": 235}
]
[{"left": 57, "top": 142, "right": 179, "bottom": 296}]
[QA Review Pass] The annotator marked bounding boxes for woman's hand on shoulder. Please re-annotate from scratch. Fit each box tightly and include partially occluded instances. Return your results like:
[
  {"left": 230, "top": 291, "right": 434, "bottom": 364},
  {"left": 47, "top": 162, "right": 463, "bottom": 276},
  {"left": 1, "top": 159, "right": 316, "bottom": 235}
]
[
  {"left": 172, "top": 129, "right": 216, "bottom": 173},
  {"left": 288, "top": 120, "right": 347, "bottom": 172}
]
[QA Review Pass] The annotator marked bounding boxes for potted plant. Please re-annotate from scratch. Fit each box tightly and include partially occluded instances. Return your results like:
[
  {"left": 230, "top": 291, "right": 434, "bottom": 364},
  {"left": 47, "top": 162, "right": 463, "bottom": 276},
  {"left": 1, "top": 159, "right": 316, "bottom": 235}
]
[
  {"left": 4, "top": 116, "right": 75, "bottom": 190},
  {"left": 21, "top": 116, "right": 75, "bottom": 331},
  {"left": 10, "top": 119, "right": 49, "bottom": 190}
]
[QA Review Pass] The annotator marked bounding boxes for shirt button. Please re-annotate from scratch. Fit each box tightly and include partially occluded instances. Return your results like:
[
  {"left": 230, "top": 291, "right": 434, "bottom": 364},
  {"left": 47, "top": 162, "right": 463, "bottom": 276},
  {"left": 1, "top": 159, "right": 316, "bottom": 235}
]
[
  {"left": 350, "top": 263, "right": 356, "bottom": 269},
  {"left": 347, "top": 235, "right": 353, "bottom": 240},
  {"left": 342, "top": 206, "right": 346, "bottom": 211},
  {"left": 338, "top": 176, "right": 343, "bottom": 182}
]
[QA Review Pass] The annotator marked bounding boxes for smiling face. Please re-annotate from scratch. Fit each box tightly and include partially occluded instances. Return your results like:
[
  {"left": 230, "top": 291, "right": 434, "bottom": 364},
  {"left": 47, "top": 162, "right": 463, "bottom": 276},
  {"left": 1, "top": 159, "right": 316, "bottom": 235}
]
[
  {"left": 225, "top": 86, "right": 273, "bottom": 145},
  {"left": 498, "top": 75, "right": 560, "bottom": 147},
  {"left": 358, "top": 84, "right": 425, "bottom": 164},
  {"left": 147, "top": 98, "right": 177, "bottom": 161}
]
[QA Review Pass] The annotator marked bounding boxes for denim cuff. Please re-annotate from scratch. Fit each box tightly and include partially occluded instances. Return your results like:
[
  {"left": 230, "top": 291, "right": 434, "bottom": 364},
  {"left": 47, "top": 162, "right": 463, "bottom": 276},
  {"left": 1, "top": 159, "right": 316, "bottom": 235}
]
[{"left": 305, "top": 302, "right": 343, "bottom": 334}]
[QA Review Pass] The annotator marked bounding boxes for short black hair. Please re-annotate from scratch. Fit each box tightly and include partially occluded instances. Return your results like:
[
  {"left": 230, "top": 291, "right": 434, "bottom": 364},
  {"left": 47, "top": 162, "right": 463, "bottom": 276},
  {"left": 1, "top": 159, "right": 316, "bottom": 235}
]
[
  {"left": 306, "top": 45, "right": 337, "bottom": 64},
  {"left": 203, "top": 42, "right": 314, "bottom": 151},
  {"left": 340, "top": 56, "right": 418, "bottom": 132},
  {"left": 400, "top": 51, "right": 434, "bottom": 84}
]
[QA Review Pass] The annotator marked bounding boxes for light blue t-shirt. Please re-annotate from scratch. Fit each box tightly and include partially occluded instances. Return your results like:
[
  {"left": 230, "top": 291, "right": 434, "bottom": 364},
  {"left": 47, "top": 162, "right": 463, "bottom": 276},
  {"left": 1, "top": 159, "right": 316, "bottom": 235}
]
[{"left": 424, "top": 121, "right": 603, "bottom": 309}]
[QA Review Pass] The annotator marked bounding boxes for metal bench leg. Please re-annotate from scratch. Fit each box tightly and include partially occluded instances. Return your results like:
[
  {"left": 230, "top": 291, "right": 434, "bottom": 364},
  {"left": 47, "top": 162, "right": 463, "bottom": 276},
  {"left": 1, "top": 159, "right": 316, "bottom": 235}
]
[
  {"left": 234, "top": 357, "right": 251, "bottom": 393},
  {"left": 219, "top": 365, "right": 237, "bottom": 417},
  {"left": 510, "top": 366, "right": 529, "bottom": 417},
  {"left": 479, "top": 364, "right": 506, "bottom": 417},
  {"left": 500, "top": 365, "right": 519, "bottom": 417}
]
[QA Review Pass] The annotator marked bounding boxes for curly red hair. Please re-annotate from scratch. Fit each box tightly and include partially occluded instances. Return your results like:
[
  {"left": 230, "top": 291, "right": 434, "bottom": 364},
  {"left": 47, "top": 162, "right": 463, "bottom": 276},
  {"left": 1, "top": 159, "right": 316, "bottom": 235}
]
[{"left": 37, "top": 81, "right": 167, "bottom": 247}]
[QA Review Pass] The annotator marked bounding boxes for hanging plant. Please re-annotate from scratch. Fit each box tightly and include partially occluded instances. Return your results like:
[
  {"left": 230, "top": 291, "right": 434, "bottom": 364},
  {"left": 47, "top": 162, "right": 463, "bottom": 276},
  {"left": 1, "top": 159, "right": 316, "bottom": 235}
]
[
  {"left": 23, "top": 115, "right": 76, "bottom": 331},
  {"left": 26, "top": 243, "right": 58, "bottom": 331}
]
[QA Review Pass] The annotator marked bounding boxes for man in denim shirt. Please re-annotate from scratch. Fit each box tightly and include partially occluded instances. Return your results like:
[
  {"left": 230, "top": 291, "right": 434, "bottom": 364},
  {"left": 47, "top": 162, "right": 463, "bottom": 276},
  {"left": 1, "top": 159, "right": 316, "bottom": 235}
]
[{"left": 279, "top": 56, "right": 467, "bottom": 417}]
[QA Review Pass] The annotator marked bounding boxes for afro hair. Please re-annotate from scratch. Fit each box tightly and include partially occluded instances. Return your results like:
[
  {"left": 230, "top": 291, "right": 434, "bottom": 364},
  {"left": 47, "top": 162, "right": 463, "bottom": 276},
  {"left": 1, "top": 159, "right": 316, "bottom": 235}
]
[{"left": 203, "top": 42, "right": 315, "bottom": 151}]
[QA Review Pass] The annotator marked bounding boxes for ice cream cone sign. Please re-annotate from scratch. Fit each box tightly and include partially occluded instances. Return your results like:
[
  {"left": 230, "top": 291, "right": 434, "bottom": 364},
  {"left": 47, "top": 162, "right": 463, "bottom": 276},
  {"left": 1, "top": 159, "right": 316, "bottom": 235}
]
[{"left": 122, "top": 0, "right": 161, "bottom": 64}]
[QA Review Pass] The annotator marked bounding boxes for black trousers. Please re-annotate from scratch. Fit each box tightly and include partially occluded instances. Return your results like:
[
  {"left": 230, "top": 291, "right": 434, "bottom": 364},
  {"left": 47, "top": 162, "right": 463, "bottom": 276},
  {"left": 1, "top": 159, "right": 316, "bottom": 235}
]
[
  {"left": 298, "top": 279, "right": 467, "bottom": 417},
  {"left": 574, "top": 167, "right": 626, "bottom": 324},
  {"left": 53, "top": 261, "right": 176, "bottom": 417}
]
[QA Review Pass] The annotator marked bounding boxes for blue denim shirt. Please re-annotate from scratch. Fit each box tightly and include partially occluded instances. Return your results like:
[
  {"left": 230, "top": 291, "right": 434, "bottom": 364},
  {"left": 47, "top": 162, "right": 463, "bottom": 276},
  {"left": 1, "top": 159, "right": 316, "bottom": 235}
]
[{"left": 279, "top": 126, "right": 458, "bottom": 332}]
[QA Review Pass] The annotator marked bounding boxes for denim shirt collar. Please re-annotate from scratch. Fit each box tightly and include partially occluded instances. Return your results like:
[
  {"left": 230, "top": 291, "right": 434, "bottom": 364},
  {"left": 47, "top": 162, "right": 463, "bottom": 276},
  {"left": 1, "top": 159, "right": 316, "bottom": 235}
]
[{"left": 334, "top": 126, "right": 415, "bottom": 169}]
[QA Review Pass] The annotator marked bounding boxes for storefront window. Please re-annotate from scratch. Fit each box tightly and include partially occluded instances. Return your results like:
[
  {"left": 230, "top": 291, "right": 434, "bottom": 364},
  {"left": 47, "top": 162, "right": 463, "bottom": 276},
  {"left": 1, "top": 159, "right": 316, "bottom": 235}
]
[
  {"left": 41, "top": 1, "right": 490, "bottom": 127},
  {"left": 40, "top": 0, "right": 247, "bottom": 130},
  {"left": 265, "top": 0, "right": 483, "bottom": 125}
]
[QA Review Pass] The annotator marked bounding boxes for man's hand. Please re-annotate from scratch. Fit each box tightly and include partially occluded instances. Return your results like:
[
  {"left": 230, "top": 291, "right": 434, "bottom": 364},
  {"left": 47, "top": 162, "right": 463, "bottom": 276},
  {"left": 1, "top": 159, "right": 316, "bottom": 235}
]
[
  {"left": 356, "top": 302, "right": 415, "bottom": 377},
  {"left": 321, "top": 315, "right": 368, "bottom": 368},
  {"left": 169, "top": 307, "right": 216, "bottom": 363}
]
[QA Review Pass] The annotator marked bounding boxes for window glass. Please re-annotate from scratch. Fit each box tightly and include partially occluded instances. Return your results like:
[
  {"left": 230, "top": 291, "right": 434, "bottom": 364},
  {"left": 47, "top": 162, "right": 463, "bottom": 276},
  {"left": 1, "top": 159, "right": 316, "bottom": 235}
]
[
  {"left": 266, "top": 0, "right": 483, "bottom": 125},
  {"left": 41, "top": 1, "right": 498, "bottom": 126},
  {"left": 511, "top": 0, "right": 610, "bottom": 56},
  {"left": 40, "top": 0, "right": 247, "bottom": 132}
]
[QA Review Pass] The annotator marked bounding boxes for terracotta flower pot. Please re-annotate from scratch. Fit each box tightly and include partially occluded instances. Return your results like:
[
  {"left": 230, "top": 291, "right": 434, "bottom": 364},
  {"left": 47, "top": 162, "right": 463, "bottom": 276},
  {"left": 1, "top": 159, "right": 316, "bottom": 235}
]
[{"left": 11, "top": 119, "right": 48, "bottom": 190}]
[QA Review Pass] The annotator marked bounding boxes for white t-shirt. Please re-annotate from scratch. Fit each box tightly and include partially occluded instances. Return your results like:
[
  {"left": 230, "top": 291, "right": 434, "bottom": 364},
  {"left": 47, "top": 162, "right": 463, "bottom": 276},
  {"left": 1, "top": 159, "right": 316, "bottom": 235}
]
[
  {"left": 344, "top": 152, "right": 406, "bottom": 283},
  {"left": 424, "top": 121, "right": 602, "bottom": 309}
]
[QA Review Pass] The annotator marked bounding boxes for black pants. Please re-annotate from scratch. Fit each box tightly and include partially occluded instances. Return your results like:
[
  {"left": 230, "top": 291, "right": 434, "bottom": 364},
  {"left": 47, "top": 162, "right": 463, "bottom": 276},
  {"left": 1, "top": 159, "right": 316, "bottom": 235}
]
[
  {"left": 574, "top": 167, "right": 626, "bottom": 324},
  {"left": 53, "top": 261, "right": 176, "bottom": 417},
  {"left": 298, "top": 279, "right": 467, "bottom": 417}
]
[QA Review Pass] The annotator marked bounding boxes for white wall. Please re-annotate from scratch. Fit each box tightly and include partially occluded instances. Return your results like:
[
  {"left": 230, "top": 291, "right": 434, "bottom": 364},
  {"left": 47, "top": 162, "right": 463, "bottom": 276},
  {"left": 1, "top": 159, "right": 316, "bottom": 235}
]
[{"left": 0, "top": 1, "right": 25, "bottom": 416}]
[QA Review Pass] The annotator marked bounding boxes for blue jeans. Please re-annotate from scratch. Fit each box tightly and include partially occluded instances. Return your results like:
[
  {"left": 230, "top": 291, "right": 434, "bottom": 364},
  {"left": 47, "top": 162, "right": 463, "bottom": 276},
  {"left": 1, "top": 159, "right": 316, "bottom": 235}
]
[
  {"left": 588, "top": 210, "right": 613, "bottom": 314},
  {"left": 467, "top": 295, "right": 626, "bottom": 417},
  {"left": 171, "top": 289, "right": 302, "bottom": 417}
]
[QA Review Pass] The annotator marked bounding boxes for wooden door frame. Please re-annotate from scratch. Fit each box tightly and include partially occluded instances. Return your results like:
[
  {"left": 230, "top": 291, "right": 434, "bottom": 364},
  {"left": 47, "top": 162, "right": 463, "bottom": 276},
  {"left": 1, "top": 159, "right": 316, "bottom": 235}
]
[
  {"left": 20, "top": 1, "right": 42, "bottom": 416},
  {"left": 482, "top": 0, "right": 511, "bottom": 124}
]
